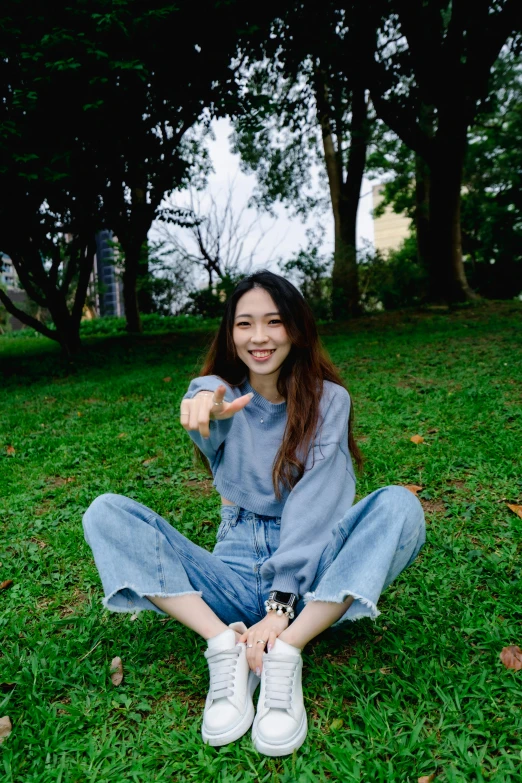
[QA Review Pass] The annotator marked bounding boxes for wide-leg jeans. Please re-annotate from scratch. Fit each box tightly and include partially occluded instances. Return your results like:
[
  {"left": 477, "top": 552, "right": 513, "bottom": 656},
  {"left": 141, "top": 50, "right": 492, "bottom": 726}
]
[{"left": 82, "top": 486, "right": 425, "bottom": 626}]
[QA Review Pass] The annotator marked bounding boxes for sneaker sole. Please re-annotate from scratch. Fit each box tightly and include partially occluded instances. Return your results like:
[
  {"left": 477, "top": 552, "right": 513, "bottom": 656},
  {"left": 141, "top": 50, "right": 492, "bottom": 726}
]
[
  {"left": 252, "top": 711, "right": 308, "bottom": 757},
  {"left": 202, "top": 671, "right": 259, "bottom": 747}
]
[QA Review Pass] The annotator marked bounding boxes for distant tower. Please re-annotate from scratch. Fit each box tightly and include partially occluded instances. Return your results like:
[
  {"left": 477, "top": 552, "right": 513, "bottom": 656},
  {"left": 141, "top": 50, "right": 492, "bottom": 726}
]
[{"left": 95, "top": 230, "right": 124, "bottom": 316}]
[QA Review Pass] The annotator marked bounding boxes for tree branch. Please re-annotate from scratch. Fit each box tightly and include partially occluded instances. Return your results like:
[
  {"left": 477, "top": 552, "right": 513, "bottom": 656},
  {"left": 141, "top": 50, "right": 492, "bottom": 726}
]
[
  {"left": 72, "top": 236, "right": 96, "bottom": 327},
  {"left": 0, "top": 288, "right": 57, "bottom": 341}
]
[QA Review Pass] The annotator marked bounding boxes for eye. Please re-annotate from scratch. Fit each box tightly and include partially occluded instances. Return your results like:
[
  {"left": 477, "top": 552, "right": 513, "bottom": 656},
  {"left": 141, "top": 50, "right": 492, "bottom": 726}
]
[
  {"left": 236, "top": 321, "right": 251, "bottom": 327},
  {"left": 269, "top": 319, "right": 282, "bottom": 325}
]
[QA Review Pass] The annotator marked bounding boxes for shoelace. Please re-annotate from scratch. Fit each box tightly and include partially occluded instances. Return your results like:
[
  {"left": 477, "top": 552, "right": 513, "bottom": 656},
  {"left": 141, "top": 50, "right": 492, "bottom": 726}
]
[
  {"left": 263, "top": 653, "right": 298, "bottom": 710},
  {"left": 206, "top": 646, "right": 241, "bottom": 700}
]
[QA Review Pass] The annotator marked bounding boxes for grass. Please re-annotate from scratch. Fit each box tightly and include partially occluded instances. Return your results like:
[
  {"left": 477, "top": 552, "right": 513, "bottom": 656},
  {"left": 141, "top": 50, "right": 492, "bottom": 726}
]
[{"left": 1, "top": 301, "right": 521, "bottom": 783}]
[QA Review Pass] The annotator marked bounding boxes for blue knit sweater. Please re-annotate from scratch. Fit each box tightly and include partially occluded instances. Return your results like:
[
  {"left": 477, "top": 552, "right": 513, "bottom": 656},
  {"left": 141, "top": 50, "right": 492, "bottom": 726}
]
[{"left": 183, "top": 376, "right": 356, "bottom": 598}]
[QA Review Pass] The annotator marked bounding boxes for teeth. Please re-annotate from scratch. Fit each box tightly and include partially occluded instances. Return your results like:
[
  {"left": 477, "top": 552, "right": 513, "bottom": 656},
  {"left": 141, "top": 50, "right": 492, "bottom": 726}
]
[{"left": 251, "top": 350, "right": 274, "bottom": 357}]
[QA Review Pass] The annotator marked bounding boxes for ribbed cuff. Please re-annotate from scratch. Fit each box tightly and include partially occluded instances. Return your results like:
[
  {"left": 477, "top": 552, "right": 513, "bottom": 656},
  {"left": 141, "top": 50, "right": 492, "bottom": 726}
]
[{"left": 269, "top": 570, "right": 301, "bottom": 599}]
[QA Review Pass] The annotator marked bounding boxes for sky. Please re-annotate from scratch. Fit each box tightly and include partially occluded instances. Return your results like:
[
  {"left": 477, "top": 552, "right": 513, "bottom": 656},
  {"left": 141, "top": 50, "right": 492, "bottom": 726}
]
[{"left": 152, "top": 117, "right": 376, "bottom": 277}]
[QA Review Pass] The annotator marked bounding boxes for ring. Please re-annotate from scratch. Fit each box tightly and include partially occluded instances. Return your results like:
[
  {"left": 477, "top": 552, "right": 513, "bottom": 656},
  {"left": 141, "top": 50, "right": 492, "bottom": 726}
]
[{"left": 256, "top": 639, "right": 266, "bottom": 645}]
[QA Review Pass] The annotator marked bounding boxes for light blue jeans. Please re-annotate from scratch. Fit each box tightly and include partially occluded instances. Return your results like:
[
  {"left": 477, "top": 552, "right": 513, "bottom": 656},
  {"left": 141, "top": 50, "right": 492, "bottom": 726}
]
[{"left": 82, "top": 486, "right": 425, "bottom": 627}]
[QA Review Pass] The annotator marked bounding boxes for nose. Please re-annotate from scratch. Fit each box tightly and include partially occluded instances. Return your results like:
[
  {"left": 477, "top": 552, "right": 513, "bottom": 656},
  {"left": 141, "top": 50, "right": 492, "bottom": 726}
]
[{"left": 250, "top": 324, "right": 269, "bottom": 344}]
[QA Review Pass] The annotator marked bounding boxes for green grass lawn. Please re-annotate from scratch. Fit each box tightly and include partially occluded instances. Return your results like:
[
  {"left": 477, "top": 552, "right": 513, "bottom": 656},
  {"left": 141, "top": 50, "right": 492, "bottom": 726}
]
[{"left": 1, "top": 302, "right": 521, "bottom": 783}]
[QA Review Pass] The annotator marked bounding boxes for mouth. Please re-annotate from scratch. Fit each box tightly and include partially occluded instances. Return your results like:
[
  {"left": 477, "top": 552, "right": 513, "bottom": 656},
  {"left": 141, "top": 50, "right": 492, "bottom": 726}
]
[{"left": 248, "top": 349, "right": 276, "bottom": 362}]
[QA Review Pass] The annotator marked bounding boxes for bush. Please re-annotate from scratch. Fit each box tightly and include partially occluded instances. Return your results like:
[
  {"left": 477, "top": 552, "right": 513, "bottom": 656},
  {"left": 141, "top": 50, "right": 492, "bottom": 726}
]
[
  {"left": 358, "top": 235, "right": 428, "bottom": 311},
  {"left": 280, "top": 233, "right": 333, "bottom": 320}
]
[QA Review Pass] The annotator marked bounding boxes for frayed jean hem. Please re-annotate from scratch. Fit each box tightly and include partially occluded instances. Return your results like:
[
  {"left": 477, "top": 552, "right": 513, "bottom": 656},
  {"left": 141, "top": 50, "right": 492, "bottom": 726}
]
[
  {"left": 101, "top": 583, "right": 203, "bottom": 616},
  {"left": 303, "top": 588, "right": 380, "bottom": 624}
]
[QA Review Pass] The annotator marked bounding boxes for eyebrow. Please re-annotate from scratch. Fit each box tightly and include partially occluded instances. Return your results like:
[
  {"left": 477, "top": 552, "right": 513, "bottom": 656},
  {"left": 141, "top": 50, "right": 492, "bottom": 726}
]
[{"left": 235, "top": 312, "right": 280, "bottom": 319}]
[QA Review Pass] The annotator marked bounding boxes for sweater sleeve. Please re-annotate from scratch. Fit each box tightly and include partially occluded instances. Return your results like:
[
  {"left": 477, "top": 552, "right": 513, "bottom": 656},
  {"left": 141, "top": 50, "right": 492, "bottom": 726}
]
[
  {"left": 260, "top": 385, "right": 356, "bottom": 598},
  {"left": 182, "top": 375, "right": 239, "bottom": 464}
]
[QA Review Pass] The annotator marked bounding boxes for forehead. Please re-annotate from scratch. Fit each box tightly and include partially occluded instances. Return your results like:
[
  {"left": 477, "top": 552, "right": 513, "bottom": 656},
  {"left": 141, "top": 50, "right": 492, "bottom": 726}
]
[{"left": 234, "top": 287, "right": 278, "bottom": 317}]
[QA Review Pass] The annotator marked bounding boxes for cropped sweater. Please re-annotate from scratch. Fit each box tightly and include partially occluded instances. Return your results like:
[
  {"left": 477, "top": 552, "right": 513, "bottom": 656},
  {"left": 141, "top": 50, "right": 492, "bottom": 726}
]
[{"left": 183, "top": 376, "right": 356, "bottom": 598}]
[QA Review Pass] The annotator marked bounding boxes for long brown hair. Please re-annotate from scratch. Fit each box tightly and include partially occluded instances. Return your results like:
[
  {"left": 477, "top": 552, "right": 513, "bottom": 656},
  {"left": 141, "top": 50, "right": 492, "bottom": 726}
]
[{"left": 197, "top": 270, "right": 363, "bottom": 499}]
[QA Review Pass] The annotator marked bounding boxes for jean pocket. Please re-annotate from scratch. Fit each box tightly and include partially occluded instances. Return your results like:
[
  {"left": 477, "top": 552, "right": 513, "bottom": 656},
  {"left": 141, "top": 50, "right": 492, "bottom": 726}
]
[{"left": 216, "top": 505, "right": 240, "bottom": 543}]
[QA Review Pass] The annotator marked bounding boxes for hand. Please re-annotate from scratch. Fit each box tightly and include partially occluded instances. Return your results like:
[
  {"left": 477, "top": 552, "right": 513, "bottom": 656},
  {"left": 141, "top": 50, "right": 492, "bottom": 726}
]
[
  {"left": 238, "top": 612, "right": 289, "bottom": 675},
  {"left": 179, "top": 384, "right": 253, "bottom": 439}
]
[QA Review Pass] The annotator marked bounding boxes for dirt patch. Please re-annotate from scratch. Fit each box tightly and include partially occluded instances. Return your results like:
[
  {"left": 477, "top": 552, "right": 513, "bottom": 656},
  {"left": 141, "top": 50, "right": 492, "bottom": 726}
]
[
  {"left": 421, "top": 499, "right": 446, "bottom": 515},
  {"left": 446, "top": 479, "right": 467, "bottom": 490},
  {"left": 183, "top": 478, "right": 214, "bottom": 497},
  {"left": 30, "top": 537, "right": 47, "bottom": 549},
  {"left": 58, "top": 590, "right": 89, "bottom": 618},
  {"left": 46, "top": 476, "right": 75, "bottom": 488}
]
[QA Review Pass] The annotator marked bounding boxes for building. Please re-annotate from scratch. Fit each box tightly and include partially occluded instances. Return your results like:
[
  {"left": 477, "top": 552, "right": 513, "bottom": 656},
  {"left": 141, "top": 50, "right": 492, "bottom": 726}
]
[
  {"left": 372, "top": 184, "right": 411, "bottom": 256},
  {"left": 1, "top": 253, "right": 18, "bottom": 290},
  {"left": 88, "top": 230, "right": 125, "bottom": 318}
]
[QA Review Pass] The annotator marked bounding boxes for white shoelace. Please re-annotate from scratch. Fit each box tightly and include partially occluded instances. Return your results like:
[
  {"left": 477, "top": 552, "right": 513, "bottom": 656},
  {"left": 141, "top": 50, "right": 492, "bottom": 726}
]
[
  {"left": 206, "top": 646, "right": 241, "bottom": 700},
  {"left": 263, "top": 653, "right": 299, "bottom": 710}
]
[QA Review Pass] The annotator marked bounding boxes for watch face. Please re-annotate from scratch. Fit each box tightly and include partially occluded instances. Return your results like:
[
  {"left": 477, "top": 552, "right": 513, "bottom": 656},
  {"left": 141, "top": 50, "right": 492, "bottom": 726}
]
[{"left": 272, "top": 591, "right": 294, "bottom": 604}]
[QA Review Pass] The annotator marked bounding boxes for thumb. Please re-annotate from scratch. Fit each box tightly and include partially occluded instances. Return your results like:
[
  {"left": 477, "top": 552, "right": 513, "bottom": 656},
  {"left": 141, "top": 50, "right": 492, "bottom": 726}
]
[{"left": 219, "top": 391, "right": 254, "bottom": 418}]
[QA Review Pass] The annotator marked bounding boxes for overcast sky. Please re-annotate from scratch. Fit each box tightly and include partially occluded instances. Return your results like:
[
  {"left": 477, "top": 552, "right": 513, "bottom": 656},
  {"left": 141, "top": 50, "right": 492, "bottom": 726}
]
[{"left": 152, "top": 117, "right": 376, "bottom": 275}]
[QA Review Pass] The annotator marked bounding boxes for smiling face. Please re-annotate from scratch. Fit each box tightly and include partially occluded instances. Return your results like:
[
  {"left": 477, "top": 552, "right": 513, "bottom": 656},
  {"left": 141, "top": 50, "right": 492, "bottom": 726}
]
[{"left": 232, "top": 287, "right": 292, "bottom": 382}]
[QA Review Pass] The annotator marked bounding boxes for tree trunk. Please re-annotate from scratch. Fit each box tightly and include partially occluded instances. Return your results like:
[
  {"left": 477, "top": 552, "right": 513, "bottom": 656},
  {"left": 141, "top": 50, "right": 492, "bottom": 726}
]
[
  {"left": 122, "top": 242, "right": 142, "bottom": 332},
  {"left": 316, "top": 68, "right": 367, "bottom": 320},
  {"left": 332, "top": 84, "right": 368, "bottom": 319},
  {"left": 332, "top": 199, "right": 360, "bottom": 319},
  {"left": 136, "top": 242, "right": 155, "bottom": 314},
  {"left": 414, "top": 153, "right": 431, "bottom": 272},
  {"left": 428, "top": 127, "right": 477, "bottom": 302}
]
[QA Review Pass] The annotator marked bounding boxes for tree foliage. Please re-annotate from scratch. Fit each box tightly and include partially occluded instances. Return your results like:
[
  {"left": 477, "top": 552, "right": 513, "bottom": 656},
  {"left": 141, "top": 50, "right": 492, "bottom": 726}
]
[
  {"left": 369, "top": 0, "right": 522, "bottom": 302},
  {"left": 0, "top": 0, "right": 244, "bottom": 350}
]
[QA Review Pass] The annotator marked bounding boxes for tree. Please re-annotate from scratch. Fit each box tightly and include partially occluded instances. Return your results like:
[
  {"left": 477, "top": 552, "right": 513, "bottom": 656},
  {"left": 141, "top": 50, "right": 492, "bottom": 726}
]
[
  {"left": 156, "top": 183, "right": 276, "bottom": 288},
  {"left": 0, "top": 0, "right": 249, "bottom": 349},
  {"left": 369, "top": 0, "right": 522, "bottom": 302},
  {"left": 233, "top": 1, "right": 380, "bottom": 318},
  {"left": 367, "top": 46, "right": 522, "bottom": 299}
]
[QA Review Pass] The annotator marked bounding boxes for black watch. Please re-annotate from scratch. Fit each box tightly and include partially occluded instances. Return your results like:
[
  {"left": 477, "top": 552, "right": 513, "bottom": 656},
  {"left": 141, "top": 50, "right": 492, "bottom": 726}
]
[
  {"left": 269, "top": 591, "right": 298, "bottom": 610},
  {"left": 264, "top": 590, "right": 298, "bottom": 619}
]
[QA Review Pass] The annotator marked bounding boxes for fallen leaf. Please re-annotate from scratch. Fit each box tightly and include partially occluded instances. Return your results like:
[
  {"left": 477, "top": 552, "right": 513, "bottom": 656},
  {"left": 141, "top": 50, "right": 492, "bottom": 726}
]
[
  {"left": 110, "top": 656, "right": 124, "bottom": 686},
  {"left": 427, "top": 428, "right": 439, "bottom": 434},
  {"left": 0, "top": 716, "right": 12, "bottom": 743},
  {"left": 410, "top": 435, "right": 424, "bottom": 444},
  {"left": 77, "top": 411, "right": 82, "bottom": 417},
  {"left": 163, "top": 376, "right": 172, "bottom": 383},
  {"left": 506, "top": 504, "right": 522, "bottom": 520},
  {"left": 117, "top": 433, "right": 126, "bottom": 439},
  {"left": 404, "top": 485, "right": 423, "bottom": 496},
  {"left": 0, "top": 580, "right": 13, "bottom": 590},
  {"left": 6, "top": 445, "right": 15, "bottom": 456},
  {"left": 142, "top": 457, "right": 157, "bottom": 466},
  {"left": 500, "top": 645, "right": 522, "bottom": 671},
  {"left": 329, "top": 718, "right": 344, "bottom": 731},
  {"left": 418, "top": 775, "right": 436, "bottom": 783}
]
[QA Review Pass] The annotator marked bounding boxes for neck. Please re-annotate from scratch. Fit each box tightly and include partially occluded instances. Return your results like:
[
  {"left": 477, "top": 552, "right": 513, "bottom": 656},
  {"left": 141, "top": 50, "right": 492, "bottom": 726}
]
[{"left": 248, "top": 372, "right": 284, "bottom": 403}]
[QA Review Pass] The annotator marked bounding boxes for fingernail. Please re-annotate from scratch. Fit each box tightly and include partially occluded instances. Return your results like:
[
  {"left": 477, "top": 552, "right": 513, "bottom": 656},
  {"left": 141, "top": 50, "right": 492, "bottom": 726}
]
[
  {"left": 247, "top": 392, "right": 254, "bottom": 398},
  {"left": 255, "top": 667, "right": 261, "bottom": 676},
  {"left": 267, "top": 643, "right": 272, "bottom": 652}
]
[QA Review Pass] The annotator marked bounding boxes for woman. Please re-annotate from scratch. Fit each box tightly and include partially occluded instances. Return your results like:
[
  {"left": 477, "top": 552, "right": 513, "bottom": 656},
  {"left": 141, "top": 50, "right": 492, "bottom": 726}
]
[{"left": 83, "top": 271, "right": 425, "bottom": 757}]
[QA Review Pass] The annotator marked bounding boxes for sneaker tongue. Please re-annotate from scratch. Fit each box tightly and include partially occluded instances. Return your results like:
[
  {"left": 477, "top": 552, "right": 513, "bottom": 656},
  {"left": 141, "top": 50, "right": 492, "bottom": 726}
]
[
  {"left": 271, "top": 638, "right": 301, "bottom": 655},
  {"left": 207, "top": 628, "right": 237, "bottom": 651}
]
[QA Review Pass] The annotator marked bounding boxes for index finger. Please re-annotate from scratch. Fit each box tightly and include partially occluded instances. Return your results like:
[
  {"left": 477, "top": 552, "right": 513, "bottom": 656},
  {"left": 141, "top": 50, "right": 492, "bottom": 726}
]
[{"left": 213, "top": 385, "right": 227, "bottom": 405}]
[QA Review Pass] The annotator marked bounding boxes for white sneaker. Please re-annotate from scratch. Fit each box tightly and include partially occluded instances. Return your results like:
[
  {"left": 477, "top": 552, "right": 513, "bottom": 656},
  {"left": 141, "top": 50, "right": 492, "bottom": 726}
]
[
  {"left": 252, "top": 638, "right": 308, "bottom": 756},
  {"left": 202, "top": 622, "right": 260, "bottom": 746}
]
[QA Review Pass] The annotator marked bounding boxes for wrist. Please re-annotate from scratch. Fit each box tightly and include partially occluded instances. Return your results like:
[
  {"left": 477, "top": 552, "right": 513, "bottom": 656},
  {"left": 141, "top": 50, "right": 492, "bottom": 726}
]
[{"left": 265, "top": 590, "right": 298, "bottom": 620}]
